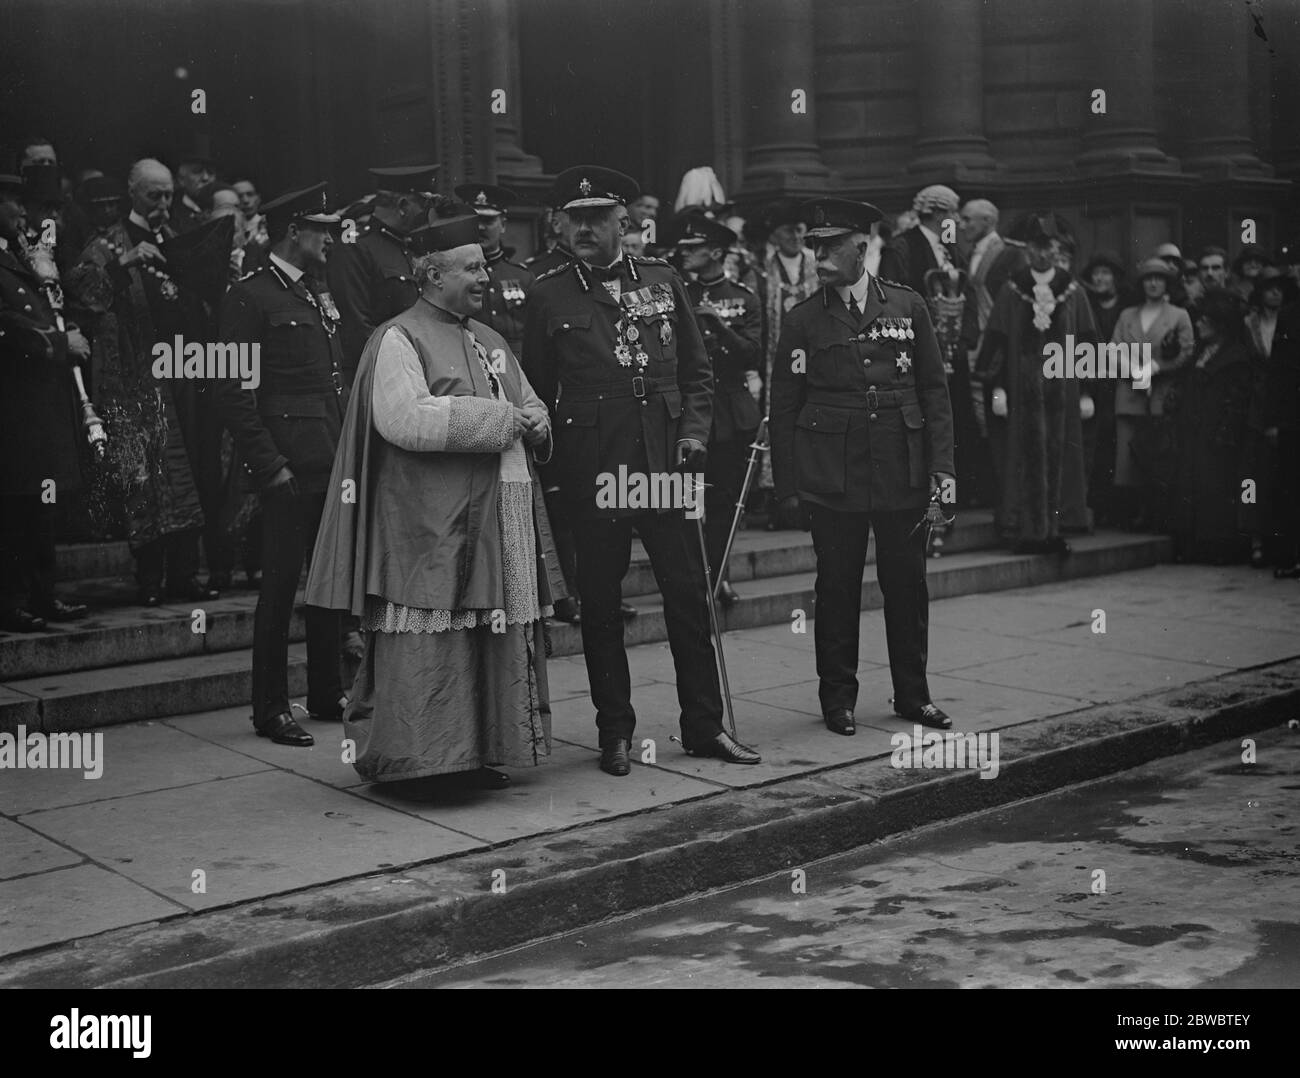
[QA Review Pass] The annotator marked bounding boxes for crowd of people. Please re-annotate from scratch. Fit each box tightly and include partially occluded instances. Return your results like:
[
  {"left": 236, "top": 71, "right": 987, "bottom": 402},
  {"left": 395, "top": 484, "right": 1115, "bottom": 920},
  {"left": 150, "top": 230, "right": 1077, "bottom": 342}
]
[{"left": 2, "top": 137, "right": 1297, "bottom": 647}]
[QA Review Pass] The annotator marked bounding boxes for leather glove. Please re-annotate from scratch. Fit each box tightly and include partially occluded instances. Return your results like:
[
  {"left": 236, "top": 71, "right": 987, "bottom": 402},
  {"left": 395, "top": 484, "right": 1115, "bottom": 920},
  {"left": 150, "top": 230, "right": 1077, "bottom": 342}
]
[{"left": 675, "top": 437, "right": 707, "bottom": 473}]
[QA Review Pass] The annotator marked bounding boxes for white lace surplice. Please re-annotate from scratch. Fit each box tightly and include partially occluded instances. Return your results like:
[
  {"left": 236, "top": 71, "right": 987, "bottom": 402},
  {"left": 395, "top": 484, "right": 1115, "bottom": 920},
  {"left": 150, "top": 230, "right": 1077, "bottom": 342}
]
[{"left": 362, "top": 326, "right": 549, "bottom": 633}]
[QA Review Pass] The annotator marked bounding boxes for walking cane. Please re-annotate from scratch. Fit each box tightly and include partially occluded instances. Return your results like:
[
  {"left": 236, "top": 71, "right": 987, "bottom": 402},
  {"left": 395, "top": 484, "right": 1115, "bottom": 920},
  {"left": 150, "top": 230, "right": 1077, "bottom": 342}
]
[
  {"left": 690, "top": 474, "right": 739, "bottom": 740},
  {"left": 714, "top": 415, "right": 769, "bottom": 599}
]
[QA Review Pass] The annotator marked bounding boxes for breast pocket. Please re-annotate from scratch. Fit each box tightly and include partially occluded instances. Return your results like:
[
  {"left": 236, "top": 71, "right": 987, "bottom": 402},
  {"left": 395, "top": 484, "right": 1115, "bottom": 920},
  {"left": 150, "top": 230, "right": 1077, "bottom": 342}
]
[
  {"left": 793, "top": 405, "right": 851, "bottom": 494},
  {"left": 267, "top": 311, "right": 316, "bottom": 365}
]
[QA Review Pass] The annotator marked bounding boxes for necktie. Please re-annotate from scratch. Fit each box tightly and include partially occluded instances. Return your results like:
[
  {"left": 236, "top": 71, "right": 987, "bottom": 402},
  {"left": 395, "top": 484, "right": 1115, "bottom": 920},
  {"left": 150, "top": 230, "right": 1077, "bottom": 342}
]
[{"left": 847, "top": 293, "right": 861, "bottom": 320}]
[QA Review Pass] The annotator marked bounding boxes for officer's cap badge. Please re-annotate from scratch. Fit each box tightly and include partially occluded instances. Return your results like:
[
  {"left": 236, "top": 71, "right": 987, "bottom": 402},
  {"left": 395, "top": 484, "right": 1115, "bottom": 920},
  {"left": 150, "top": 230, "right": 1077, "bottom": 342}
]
[{"left": 578, "top": 177, "right": 592, "bottom": 197}]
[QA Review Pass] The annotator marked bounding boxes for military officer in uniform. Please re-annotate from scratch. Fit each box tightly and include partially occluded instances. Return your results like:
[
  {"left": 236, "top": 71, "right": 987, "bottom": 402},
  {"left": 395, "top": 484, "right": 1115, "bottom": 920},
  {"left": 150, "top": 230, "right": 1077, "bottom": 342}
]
[
  {"left": 522, "top": 166, "right": 761, "bottom": 775},
  {"left": 328, "top": 164, "right": 439, "bottom": 387},
  {"left": 453, "top": 182, "right": 534, "bottom": 358},
  {"left": 670, "top": 212, "right": 763, "bottom": 605},
  {"left": 523, "top": 206, "right": 574, "bottom": 278},
  {"left": 771, "top": 198, "right": 956, "bottom": 737},
  {"left": 215, "top": 183, "right": 346, "bottom": 748}
]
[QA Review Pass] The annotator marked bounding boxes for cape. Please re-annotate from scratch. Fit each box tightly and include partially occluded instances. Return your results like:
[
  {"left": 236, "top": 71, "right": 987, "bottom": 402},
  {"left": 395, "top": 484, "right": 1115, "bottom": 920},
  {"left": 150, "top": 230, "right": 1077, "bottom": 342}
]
[{"left": 304, "top": 301, "right": 566, "bottom": 616}]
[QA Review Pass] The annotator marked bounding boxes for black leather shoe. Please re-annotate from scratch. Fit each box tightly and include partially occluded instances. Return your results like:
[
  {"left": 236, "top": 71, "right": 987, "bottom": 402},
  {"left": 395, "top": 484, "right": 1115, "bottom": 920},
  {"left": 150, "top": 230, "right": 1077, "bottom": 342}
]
[
  {"left": 896, "top": 703, "right": 952, "bottom": 730},
  {"left": 167, "top": 579, "right": 220, "bottom": 602},
  {"left": 137, "top": 588, "right": 163, "bottom": 607},
  {"left": 600, "top": 738, "right": 631, "bottom": 776},
  {"left": 34, "top": 598, "right": 88, "bottom": 621},
  {"left": 254, "top": 711, "right": 315, "bottom": 746},
  {"left": 0, "top": 608, "right": 48, "bottom": 633},
  {"left": 620, "top": 602, "right": 638, "bottom": 619},
  {"left": 717, "top": 580, "right": 740, "bottom": 606},
  {"left": 684, "top": 730, "right": 762, "bottom": 764},
  {"left": 307, "top": 694, "right": 349, "bottom": 722},
  {"left": 823, "top": 708, "right": 856, "bottom": 736}
]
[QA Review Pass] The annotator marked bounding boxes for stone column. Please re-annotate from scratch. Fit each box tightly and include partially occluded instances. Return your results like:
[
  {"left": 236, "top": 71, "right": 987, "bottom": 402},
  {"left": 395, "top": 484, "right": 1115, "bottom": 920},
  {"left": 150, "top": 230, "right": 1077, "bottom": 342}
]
[
  {"left": 739, "top": 0, "right": 830, "bottom": 194},
  {"left": 486, "top": 0, "right": 542, "bottom": 179},
  {"left": 1075, "top": 0, "right": 1175, "bottom": 172},
  {"left": 907, "top": 0, "right": 997, "bottom": 175},
  {"left": 1172, "top": 0, "right": 1268, "bottom": 176}
]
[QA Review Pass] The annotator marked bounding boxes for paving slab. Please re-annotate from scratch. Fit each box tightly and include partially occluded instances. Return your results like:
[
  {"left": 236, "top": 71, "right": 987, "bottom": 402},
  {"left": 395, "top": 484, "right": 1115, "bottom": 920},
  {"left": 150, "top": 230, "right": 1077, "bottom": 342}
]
[
  {"left": 18, "top": 770, "right": 485, "bottom": 912},
  {"left": 0, "top": 864, "right": 184, "bottom": 958},
  {"left": 0, "top": 720, "right": 271, "bottom": 816},
  {"left": 351, "top": 741, "right": 722, "bottom": 844},
  {"left": 164, "top": 705, "right": 366, "bottom": 791},
  {"left": 0, "top": 819, "right": 83, "bottom": 880}
]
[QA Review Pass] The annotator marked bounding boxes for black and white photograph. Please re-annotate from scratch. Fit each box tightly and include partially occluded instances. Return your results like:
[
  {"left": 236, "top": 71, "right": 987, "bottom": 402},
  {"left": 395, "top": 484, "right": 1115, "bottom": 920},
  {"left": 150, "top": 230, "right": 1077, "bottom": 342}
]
[{"left": 0, "top": 0, "right": 1296, "bottom": 1031}]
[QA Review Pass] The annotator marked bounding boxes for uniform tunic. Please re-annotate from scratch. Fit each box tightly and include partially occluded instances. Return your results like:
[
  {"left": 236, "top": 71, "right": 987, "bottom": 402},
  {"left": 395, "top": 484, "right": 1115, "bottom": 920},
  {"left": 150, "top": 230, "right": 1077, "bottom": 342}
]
[
  {"left": 215, "top": 259, "right": 345, "bottom": 725},
  {"left": 477, "top": 246, "right": 534, "bottom": 359},
  {"left": 328, "top": 222, "right": 419, "bottom": 382},
  {"left": 770, "top": 273, "right": 954, "bottom": 718}
]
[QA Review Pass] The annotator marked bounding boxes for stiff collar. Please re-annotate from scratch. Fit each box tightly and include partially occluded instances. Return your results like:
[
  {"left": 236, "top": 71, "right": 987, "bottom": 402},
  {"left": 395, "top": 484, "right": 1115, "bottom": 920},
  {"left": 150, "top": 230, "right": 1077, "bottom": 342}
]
[
  {"left": 269, "top": 252, "right": 304, "bottom": 283},
  {"left": 836, "top": 269, "right": 871, "bottom": 309}
]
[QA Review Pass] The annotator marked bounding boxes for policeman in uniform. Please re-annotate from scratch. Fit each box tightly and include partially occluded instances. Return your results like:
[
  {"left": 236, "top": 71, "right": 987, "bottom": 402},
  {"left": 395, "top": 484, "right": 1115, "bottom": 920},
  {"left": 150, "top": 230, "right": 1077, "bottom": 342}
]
[
  {"left": 770, "top": 198, "right": 955, "bottom": 736},
  {"left": 522, "top": 166, "right": 761, "bottom": 775},
  {"left": 328, "top": 164, "right": 439, "bottom": 386},
  {"left": 453, "top": 183, "right": 534, "bottom": 358},
  {"left": 670, "top": 212, "right": 762, "bottom": 605},
  {"left": 215, "top": 183, "right": 346, "bottom": 748}
]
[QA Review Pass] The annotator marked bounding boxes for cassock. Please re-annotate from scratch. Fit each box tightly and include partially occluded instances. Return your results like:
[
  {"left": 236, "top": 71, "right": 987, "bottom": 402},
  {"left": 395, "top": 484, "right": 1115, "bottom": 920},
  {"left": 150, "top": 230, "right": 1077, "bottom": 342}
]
[
  {"left": 305, "top": 298, "right": 566, "bottom": 782},
  {"left": 976, "top": 266, "right": 1095, "bottom": 544}
]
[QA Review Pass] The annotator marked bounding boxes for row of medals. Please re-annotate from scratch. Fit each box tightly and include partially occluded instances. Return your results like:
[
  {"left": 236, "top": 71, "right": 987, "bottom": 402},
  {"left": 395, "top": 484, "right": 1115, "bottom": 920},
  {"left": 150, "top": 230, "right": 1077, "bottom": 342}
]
[
  {"left": 610, "top": 282, "right": 673, "bottom": 370},
  {"left": 873, "top": 316, "right": 914, "bottom": 341}
]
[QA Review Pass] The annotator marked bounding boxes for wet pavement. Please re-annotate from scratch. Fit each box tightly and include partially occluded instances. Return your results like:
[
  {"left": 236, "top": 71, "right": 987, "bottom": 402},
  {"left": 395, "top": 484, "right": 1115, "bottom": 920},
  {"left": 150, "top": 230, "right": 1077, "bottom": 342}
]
[{"left": 393, "top": 728, "right": 1300, "bottom": 989}]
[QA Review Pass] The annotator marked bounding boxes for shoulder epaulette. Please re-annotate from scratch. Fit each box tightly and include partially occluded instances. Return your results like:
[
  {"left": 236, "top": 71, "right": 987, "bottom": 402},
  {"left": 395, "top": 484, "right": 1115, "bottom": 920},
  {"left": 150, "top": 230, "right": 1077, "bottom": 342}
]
[
  {"left": 533, "top": 260, "right": 574, "bottom": 283},
  {"left": 878, "top": 277, "right": 918, "bottom": 295},
  {"left": 731, "top": 280, "right": 756, "bottom": 295},
  {"left": 633, "top": 255, "right": 671, "bottom": 267},
  {"left": 236, "top": 267, "right": 263, "bottom": 283}
]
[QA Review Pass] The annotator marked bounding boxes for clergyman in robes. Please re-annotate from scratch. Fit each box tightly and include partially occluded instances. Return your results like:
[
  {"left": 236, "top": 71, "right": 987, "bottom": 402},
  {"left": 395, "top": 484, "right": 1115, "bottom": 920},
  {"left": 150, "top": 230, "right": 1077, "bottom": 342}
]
[
  {"left": 306, "top": 213, "right": 565, "bottom": 789},
  {"left": 975, "top": 213, "right": 1096, "bottom": 552}
]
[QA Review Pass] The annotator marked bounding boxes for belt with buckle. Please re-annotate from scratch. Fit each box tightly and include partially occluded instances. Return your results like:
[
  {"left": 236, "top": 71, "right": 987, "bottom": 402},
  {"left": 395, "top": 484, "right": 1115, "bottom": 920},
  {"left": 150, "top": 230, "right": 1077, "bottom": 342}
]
[
  {"left": 803, "top": 387, "right": 918, "bottom": 410},
  {"left": 561, "top": 375, "right": 675, "bottom": 402}
]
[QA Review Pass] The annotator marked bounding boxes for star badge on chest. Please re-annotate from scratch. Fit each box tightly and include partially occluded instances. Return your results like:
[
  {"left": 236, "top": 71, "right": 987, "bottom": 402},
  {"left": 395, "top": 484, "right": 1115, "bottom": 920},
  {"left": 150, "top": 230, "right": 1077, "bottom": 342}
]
[
  {"left": 868, "top": 325, "right": 880, "bottom": 341},
  {"left": 896, "top": 350, "right": 912, "bottom": 374}
]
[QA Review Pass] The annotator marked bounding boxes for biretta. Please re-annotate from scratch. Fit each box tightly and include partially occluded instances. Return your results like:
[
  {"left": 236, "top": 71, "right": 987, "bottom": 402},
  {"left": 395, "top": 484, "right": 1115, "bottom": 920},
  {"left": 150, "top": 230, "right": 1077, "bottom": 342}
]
[
  {"left": 408, "top": 213, "right": 482, "bottom": 256},
  {"left": 550, "top": 166, "right": 639, "bottom": 211},
  {"left": 800, "top": 197, "right": 883, "bottom": 240}
]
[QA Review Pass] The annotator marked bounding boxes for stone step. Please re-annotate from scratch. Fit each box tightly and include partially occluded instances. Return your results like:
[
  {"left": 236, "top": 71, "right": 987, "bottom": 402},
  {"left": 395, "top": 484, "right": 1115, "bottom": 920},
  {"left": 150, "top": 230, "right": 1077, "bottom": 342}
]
[
  {"left": 5, "top": 515, "right": 1001, "bottom": 681},
  {"left": 1, "top": 531, "right": 1170, "bottom": 735}
]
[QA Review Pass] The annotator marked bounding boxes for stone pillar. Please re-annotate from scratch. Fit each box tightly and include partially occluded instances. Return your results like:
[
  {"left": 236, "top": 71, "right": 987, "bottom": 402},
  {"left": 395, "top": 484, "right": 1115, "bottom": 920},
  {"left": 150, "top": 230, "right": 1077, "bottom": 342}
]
[
  {"left": 1075, "top": 0, "right": 1175, "bottom": 172},
  {"left": 486, "top": 0, "right": 543, "bottom": 179},
  {"left": 907, "top": 0, "right": 997, "bottom": 175},
  {"left": 739, "top": 0, "right": 830, "bottom": 195},
  {"left": 1171, "top": 0, "right": 1268, "bottom": 177}
]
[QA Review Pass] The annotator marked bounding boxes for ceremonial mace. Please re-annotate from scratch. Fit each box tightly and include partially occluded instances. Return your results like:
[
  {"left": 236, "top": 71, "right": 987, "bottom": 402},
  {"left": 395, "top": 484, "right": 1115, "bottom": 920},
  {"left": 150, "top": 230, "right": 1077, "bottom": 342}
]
[
  {"left": 713, "top": 415, "right": 769, "bottom": 600},
  {"left": 20, "top": 231, "right": 107, "bottom": 460}
]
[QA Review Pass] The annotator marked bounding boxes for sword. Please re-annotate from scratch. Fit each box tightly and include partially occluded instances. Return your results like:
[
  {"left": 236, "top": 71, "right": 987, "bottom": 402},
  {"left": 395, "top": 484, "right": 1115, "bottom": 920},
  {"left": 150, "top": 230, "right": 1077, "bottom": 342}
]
[
  {"left": 691, "top": 475, "right": 738, "bottom": 740},
  {"left": 714, "top": 415, "right": 769, "bottom": 599}
]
